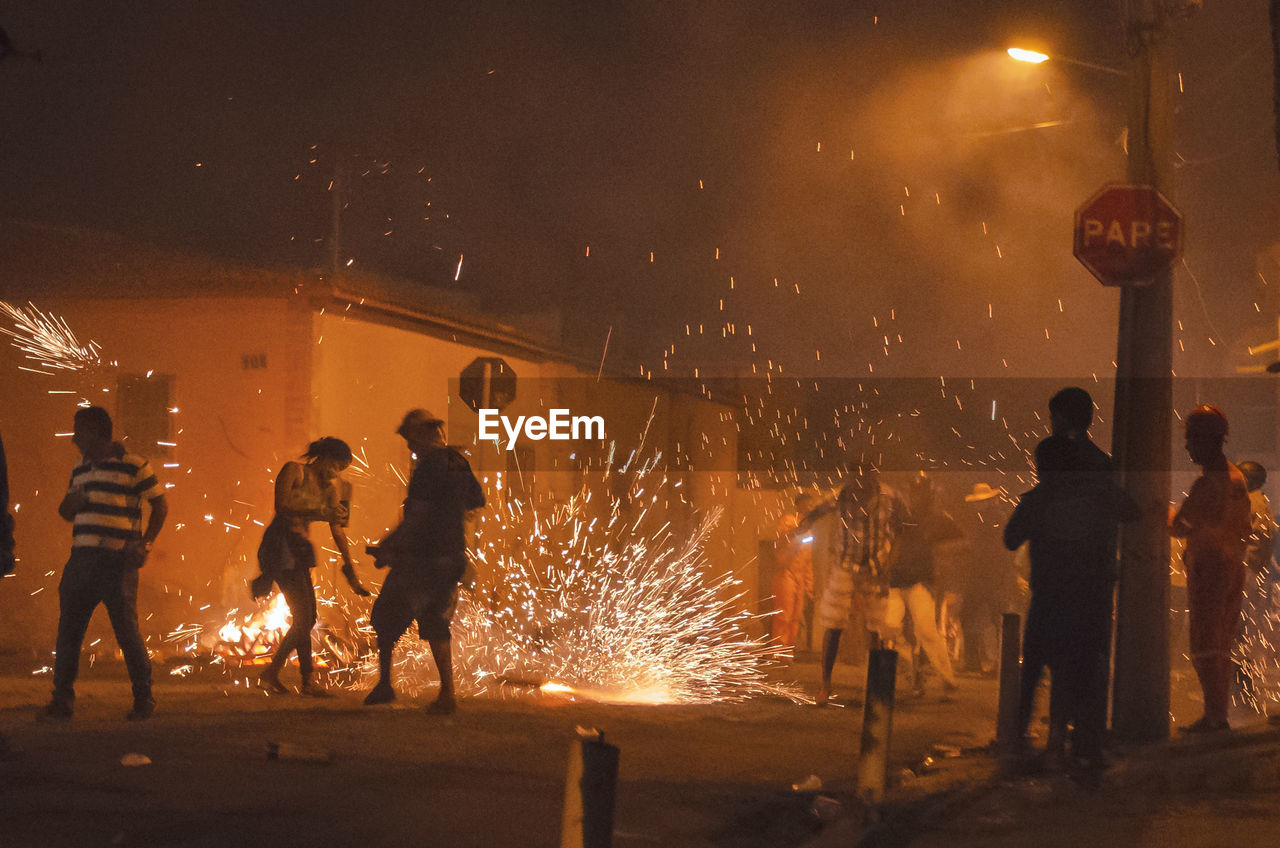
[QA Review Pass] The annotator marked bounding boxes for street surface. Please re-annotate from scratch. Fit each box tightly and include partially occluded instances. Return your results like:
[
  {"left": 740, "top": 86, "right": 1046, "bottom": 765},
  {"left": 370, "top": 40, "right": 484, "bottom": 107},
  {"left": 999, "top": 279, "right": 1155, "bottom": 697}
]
[{"left": 0, "top": 659, "right": 998, "bottom": 848}]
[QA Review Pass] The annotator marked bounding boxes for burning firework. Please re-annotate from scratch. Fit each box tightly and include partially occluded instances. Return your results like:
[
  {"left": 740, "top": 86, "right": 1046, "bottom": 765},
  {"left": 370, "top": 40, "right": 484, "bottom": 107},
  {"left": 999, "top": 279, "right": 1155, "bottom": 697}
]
[
  {"left": 0, "top": 300, "right": 104, "bottom": 374},
  {"left": 356, "top": 461, "right": 799, "bottom": 704},
  {"left": 4, "top": 300, "right": 794, "bottom": 704},
  {"left": 168, "top": 445, "right": 798, "bottom": 704}
]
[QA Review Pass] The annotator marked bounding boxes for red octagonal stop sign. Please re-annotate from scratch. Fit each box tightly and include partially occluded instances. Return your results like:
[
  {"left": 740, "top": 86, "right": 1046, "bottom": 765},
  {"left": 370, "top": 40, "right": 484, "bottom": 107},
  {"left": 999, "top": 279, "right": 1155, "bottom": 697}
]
[{"left": 1073, "top": 183, "right": 1183, "bottom": 286}]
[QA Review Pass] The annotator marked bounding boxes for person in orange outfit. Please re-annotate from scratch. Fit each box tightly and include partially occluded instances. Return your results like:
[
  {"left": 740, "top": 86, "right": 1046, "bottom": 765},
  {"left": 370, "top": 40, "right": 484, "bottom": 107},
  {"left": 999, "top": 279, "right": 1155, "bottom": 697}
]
[
  {"left": 771, "top": 496, "right": 815, "bottom": 651},
  {"left": 1171, "top": 404, "right": 1252, "bottom": 733}
]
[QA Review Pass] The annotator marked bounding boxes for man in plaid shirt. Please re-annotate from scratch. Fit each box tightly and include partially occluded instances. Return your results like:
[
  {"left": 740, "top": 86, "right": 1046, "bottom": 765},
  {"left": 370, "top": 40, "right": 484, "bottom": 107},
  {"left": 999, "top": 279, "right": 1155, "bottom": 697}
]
[{"left": 808, "top": 463, "right": 908, "bottom": 706}]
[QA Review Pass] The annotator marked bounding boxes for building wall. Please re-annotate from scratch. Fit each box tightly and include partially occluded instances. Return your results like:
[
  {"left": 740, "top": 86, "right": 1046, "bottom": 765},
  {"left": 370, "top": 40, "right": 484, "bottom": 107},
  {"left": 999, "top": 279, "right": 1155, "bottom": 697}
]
[
  {"left": 0, "top": 295, "right": 310, "bottom": 656},
  {"left": 0, "top": 292, "right": 774, "bottom": 658},
  {"left": 309, "top": 309, "right": 546, "bottom": 556}
]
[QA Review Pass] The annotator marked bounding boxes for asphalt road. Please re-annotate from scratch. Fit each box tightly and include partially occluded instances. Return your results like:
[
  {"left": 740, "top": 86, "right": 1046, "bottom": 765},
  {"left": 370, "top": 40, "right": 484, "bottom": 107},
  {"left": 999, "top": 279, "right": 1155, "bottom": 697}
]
[{"left": 0, "top": 661, "right": 1000, "bottom": 848}]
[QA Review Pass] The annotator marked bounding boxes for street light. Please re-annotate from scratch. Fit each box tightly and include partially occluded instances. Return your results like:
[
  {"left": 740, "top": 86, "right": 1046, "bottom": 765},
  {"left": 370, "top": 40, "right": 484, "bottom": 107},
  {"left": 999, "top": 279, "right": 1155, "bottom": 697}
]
[
  {"left": 1012, "top": 11, "right": 1179, "bottom": 742},
  {"left": 1006, "top": 45, "right": 1127, "bottom": 76},
  {"left": 1006, "top": 47, "right": 1048, "bottom": 64}
]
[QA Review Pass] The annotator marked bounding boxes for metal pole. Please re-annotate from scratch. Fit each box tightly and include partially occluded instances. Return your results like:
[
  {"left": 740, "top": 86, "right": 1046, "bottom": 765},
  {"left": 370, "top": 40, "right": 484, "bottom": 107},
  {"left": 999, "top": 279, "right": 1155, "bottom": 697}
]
[
  {"left": 561, "top": 729, "right": 620, "bottom": 848},
  {"left": 995, "top": 613, "right": 1022, "bottom": 750},
  {"left": 856, "top": 647, "right": 897, "bottom": 805},
  {"left": 1111, "top": 0, "right": 1173, "bottom": 742}
]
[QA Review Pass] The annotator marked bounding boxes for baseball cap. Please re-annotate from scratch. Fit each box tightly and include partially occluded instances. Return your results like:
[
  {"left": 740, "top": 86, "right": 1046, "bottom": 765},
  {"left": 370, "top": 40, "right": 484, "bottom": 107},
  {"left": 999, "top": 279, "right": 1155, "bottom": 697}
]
[{"left": 397, "top": 408, "right": 444, "bottom": 436}]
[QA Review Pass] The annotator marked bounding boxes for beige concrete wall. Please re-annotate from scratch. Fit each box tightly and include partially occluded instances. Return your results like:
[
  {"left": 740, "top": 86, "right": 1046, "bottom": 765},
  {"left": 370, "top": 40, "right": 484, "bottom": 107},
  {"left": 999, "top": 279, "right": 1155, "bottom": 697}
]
[
  {"left": 310, "top": 310, "right": 546, "bottom": 552},
  {"left": 0, "top": 293, "right": 774, "bottom": 656},
  {"left": 0, "top": 295, "right": 310, "bottom": 655}
]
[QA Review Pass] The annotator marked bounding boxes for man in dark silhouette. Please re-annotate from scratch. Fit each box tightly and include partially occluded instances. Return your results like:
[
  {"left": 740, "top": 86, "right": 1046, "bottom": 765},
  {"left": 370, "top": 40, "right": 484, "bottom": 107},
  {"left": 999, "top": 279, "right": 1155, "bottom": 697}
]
[
  {"left": 1046, "top": 386, "right": 1123, "bottom": 761},
  {"left": 364, "top": 409, "right": 484, "bottom": 714},
  {"left": 894, "top": 472, "right": 961, "bottom": 697},
  {"left": 1048, "top": 387, "right": 1112, "bottom": 472},
  {"left": 1006, "top": 435, "right": 1137, "bottom": 772}
]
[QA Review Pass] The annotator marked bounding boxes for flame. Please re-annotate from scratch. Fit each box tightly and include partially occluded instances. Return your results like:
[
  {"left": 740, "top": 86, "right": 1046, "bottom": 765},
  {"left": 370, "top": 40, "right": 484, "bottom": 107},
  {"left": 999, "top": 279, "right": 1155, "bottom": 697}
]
[{"left": 214, "top": 594, "right": 294, "bottom": 665}]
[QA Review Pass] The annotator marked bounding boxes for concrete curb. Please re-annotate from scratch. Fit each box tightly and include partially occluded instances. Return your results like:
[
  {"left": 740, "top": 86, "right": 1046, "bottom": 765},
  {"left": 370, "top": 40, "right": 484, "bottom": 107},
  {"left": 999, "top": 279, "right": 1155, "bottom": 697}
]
[{"left": 802, "top": 725, "right": 1280, "bottom": 848}]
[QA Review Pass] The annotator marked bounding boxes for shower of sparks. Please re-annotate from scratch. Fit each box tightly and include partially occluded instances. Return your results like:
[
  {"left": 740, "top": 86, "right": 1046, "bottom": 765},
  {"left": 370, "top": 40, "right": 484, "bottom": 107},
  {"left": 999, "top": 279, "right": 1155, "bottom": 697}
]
[
  {"left": 356, "top": 461, "right": 799, "bottom": 704},
  {"left": 1231, "top": 570, "right": 1280, "bottom": 716},
  {"left": 176, "top": 456, "right": 799, "bottom": 705},
  {"left": 0, "top": 300, "right": 104, "bottom": 374}
]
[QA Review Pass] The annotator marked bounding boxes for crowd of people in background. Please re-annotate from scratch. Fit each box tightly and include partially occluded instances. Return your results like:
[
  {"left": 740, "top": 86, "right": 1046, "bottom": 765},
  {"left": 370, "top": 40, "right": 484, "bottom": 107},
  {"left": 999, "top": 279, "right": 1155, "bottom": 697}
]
[{"left": 768, "top": 386, "right": 1280, "bottom": 776}]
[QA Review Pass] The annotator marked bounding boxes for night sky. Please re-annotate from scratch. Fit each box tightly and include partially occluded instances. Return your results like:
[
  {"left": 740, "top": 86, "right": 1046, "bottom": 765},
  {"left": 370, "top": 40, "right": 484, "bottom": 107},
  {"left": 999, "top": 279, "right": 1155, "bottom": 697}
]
[{"left": 2, "top": 1, "right": 1276, "bottom": 377}]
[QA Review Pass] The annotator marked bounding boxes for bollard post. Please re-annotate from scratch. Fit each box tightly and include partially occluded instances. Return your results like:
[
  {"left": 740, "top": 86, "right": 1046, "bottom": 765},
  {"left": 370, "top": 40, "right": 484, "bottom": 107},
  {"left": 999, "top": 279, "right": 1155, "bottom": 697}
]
[
  {"left": 995, "top": 612, "right": 1022, "bottom": 751},
  {"left": 560, "top": 727, "right": 620, "bottom": 848},
  {"left": 857, "top": 647, "right": 898, "bottom": 805}
]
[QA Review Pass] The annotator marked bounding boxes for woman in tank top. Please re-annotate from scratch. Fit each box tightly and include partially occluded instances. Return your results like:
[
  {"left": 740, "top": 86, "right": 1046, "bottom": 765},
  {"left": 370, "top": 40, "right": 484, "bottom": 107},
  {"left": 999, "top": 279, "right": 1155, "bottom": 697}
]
[{"left": 253, "top": 437, "right": 369, "bottom": 695}]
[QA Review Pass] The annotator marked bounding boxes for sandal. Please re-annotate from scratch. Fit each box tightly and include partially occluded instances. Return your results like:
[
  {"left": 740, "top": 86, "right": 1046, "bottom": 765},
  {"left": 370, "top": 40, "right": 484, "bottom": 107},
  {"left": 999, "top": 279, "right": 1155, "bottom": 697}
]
[
  {"left": 259, "top": 670, "right": 288, "bottom": 694},
  {"left": 300, "top": 682, "right": 334, "bottom": 698}
]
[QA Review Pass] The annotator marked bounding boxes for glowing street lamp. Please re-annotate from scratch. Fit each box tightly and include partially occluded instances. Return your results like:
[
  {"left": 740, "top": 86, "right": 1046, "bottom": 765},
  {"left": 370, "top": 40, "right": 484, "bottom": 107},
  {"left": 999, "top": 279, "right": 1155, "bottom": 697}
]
[
  {"left": 1016, "top": 5, "right": 1183, "bottom": 742},
  {"left": 1007, "top": 47, "right": 1048, "bottom": 64},
  {"left": 1006, "top": 45, "right": 1127, "bottom": 76}
]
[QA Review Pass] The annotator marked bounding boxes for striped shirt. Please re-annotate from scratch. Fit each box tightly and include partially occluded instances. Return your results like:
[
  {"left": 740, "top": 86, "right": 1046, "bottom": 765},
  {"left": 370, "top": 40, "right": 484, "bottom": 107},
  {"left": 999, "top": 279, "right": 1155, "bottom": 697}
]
[{"left": 67, "top": 444, "right": 163, "bottom": 550}]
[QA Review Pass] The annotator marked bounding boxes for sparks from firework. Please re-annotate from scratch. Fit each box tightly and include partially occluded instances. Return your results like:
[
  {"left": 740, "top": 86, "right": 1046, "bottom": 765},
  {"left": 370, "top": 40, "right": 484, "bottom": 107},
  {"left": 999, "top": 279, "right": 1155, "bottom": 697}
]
[
  {"left": 0, "top": 300, "right": 105, "bottom": 374},
  {"left": 183, "top": 431, "right": 801, "bottom": 704},
  {"left": 336, "top": 452, "right": 799, "bottom": 704},
  {"left": 1230, "top": 568, "right": 1280, "bottom": 716}
]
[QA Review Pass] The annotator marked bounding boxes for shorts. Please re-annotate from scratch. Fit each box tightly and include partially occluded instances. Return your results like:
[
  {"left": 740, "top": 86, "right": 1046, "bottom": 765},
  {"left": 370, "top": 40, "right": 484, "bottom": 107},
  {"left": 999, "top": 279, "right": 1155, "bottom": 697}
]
[
  {"left": 371, "top": 553, "right": 467, "bottom": 642},
  {"left": 1187, "top": 558, "right": 1245, "bottom": 661},
  {"left": 816, "top": 564, "right": 884, "bottom": 632}
]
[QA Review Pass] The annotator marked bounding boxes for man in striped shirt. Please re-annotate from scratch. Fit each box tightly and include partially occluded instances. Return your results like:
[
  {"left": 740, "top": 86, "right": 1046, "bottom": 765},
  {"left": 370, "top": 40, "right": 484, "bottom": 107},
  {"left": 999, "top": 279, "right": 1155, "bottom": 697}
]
[{"left": 43, "top": 406, "right": 167, "bottom": 721}]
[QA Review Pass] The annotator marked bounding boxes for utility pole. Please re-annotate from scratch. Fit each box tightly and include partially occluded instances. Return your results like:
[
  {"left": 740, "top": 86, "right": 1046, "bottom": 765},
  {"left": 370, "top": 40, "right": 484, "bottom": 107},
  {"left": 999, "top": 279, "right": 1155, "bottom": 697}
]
[{"left": 1110, "top": 0, "right": 1179, "bottom": 741}]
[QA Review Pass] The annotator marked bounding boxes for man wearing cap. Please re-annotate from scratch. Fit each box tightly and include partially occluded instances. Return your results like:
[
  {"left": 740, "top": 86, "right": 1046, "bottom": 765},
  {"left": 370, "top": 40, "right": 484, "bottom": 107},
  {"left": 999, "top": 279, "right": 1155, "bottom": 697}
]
[
  {"left": 364, "top": 409, "right": 485, "bottom": 714},
  {"left": 1172, "top": 404, "right": 1251, "bottom": 732}
]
